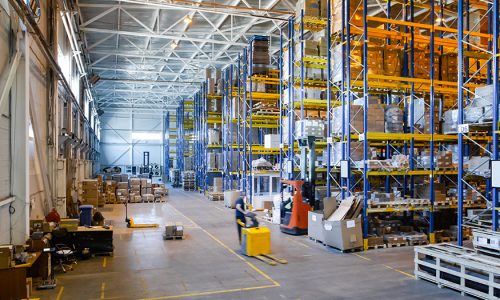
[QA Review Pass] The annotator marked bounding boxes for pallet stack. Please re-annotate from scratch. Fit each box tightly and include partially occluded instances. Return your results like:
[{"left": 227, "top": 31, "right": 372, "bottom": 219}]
[
  {"left": 182, "top": 171, "right": 196, "bottom": 191},
  {"left": 81, "top": 179, "right": 101, "bottom": 208}
]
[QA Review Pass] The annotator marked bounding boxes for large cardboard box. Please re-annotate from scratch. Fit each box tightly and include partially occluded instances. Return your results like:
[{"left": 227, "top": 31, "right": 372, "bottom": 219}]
[
  {"left": 117, "top": 182, "right": 128, "bottom": 189},
  {"left": 0, "top": 245, "right": 13, "bottom": 269},
  {"left": 384, "top": 46, "right": 402, "bottom": 77},
  {"left": 323, "top": 218, "right": 363, "bottom": 251},
  {"left": 308, "top": 211, "right": 325, "bottom": 242},
  {"left": 82, "top": 179, "right": 98, "bottom": 188}
]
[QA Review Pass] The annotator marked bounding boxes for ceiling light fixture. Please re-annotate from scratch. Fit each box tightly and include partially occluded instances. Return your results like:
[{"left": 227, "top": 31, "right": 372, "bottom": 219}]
[
  {"left": 171, "top": 42, "right": 178, "bottom": 49},
  {"left": 183, "top": 16, "right": 192, "bottom": 24}
]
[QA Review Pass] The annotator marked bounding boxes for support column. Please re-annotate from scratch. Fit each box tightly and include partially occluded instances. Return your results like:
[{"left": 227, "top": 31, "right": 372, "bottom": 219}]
[{"left": 10, "top": 31, "right": 30, "bottom": 244}]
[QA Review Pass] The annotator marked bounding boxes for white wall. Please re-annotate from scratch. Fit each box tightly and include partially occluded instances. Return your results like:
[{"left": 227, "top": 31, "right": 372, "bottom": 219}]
[{"left": 100, "top": 112, "right": 164, "bottom": 168}]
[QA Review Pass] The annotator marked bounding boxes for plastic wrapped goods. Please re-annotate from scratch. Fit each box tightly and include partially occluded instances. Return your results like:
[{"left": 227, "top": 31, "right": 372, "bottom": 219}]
[
  {"left": 384, "top": 106, "right": 404, "bottom": 133},
  {"left": 208, "top": 128, "right": 221, "bottom": 145},
  {"left": 207, "top": 153, "right": 217, "bottom": 170},
  {"left": 442, "top": 109, "right": 458, "bottom": 134}
]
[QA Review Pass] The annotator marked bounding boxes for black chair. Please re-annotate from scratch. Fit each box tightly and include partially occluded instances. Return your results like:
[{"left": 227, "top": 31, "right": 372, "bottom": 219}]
[{"left": 51, "top": 228, "right": 77, "bottom": 273}]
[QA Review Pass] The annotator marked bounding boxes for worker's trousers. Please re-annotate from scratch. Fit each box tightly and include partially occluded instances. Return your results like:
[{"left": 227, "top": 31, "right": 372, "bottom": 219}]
[{"left": 236, "top": 216, "right": 246, "bottom": 244}]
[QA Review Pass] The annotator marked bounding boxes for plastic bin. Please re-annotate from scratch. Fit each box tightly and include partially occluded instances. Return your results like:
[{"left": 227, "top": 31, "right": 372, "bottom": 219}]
[{"left": 79, "top": 205, "right": 94, "bottom": 226}]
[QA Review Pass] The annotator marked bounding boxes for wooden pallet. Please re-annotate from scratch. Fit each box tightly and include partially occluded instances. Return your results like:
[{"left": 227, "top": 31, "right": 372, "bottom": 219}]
[
  {"left": 385, "top": 242, "right": 408, "bottom": 248},
  {"left": 407, "top": 240, "right": 428, "bottom": 246},
  {"left": 367, "top": 244, "right": 386, "bottom": 250},
  {"left": 207, "top": 193, "right": 224, "bottom": 201},
  {"left": 163, "top": 235, "right": 184, "bottom": 240}
]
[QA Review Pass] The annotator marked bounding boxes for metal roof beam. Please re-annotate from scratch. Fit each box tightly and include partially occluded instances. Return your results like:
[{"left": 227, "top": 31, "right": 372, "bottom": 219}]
[{"left": 81, "top": 27, "right": 248, "bottom": 46}]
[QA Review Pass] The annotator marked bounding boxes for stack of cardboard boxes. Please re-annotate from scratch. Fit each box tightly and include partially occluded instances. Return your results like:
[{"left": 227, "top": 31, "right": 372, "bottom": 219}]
[
  {"left": 141, "top": 178, "right": 154, "bottom": 202},
  {"left": 250, "top": 36, "right": 270, "bottom": 75},
  {"left": 104, "top": 180, "right": 117, "bottom": 204},
  {"left": 116, "top": 181, "right": 129, "bottom": 203},
  {"left": 129, "top": 178, "right": 141, "bottom": 203},
  {"left": 331, "top": 0, "right": 362, "bottom": 33},
  {"left": 81, "top": 179, "right": 100, "bottom": 207}
]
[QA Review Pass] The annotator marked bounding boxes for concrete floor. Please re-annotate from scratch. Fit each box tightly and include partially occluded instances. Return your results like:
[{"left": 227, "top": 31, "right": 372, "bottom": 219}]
[{"left": 34, "top": 188, "right": 469, "bottom": 300}]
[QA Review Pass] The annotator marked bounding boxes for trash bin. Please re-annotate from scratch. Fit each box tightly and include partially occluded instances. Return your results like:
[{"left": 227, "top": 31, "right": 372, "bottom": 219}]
[{"left": 79, "top": 205, "right": 94, "bottom": 226}]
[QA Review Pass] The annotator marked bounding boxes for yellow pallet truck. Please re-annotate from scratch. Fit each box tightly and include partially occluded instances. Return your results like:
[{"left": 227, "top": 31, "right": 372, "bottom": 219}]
[
  {"left": 238, "top": 212, "right": 287, "bottom": 266},
  {"left": 124, "top": 201, "right": 159, "bottom": 228}
]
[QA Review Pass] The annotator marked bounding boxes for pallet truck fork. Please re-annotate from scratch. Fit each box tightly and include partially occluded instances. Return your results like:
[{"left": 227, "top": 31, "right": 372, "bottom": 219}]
[{"left": 238, "top": 213, "right": 287, "bottom": 266}]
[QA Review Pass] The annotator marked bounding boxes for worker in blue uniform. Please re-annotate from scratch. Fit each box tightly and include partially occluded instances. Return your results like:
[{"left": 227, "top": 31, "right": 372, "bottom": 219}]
[{"left": 235, "top": 196, "right": 246, "bottom": 244}]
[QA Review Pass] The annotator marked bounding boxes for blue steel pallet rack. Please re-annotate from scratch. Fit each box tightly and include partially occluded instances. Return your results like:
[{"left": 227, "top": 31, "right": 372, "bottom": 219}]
[
  {"left": 337, "top": 0, "right": 499, "bottom": 248},
  {"left": 456, "top": 0, "right": 500, "bottom": 243},
  {"left": 220, "top": 36, "right": 282, "bottom": 206},
  {"left": 193, "top": 78, "right": 224, "bottom": 194},
  {"left": 280, "top": 7, "right": 336, "bottom": 192}
]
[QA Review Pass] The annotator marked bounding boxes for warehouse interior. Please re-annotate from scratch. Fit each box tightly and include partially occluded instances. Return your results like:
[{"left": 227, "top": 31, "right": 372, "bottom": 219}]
[{"left": 1, "top": 0, "right": 499, "bottom": 299}]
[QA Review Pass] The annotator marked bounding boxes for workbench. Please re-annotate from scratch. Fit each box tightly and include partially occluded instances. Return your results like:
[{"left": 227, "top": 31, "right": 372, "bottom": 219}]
[
  {"left": 0, "top": 251, "right": 48, "bottom": 300},
  {"left": 69, "top": 226, "right": 114, "bottom": 256}
]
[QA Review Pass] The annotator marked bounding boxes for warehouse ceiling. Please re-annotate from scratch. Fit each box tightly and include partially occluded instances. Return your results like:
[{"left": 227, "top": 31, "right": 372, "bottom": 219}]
[{"left": 77, "top": 0, "right": 295, "bottom": 114}]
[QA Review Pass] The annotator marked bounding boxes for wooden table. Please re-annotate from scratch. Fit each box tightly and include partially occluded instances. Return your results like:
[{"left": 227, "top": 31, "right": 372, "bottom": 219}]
[{"left": 0, "top": 252, "right": 45, "bottom": 300}]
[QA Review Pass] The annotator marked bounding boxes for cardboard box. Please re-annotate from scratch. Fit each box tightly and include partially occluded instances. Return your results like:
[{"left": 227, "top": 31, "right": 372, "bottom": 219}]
[
  {"left": 323, "top": 218, "right": 363, "bottom": 251},
  {"left": 262, "top": 200, "right": 273, "bottom": 211},
  {"left": 117, "top": 182, "right": 128, "bottom": 189},
  {"left": 308, "top": 211, "right": 325, "bottom": 242},
  {"left": 59, "top": 219, "right": 79, "bottom": 232},
  {"left": 0, "top": 245, "right": 13, "bottom": 269},
  {"left": 82, "top": 179, "right": 98, "bottom": 188},
  {"left": 82, "top": 189, "right": 99, "bottom": 198}
]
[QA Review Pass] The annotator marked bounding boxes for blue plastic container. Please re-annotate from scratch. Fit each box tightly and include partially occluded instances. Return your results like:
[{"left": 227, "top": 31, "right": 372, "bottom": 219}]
[{"left": 79, "top": 205, "right": 94, "bottom": 226}]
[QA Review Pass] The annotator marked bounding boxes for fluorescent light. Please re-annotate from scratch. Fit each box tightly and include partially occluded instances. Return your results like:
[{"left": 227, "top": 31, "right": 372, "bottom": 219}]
[
  {"left": 131, "top": 132, "right": 162, "bottom": 141},
  {"left": 183, "top": 16, "right": 192, "bottom": 24}
]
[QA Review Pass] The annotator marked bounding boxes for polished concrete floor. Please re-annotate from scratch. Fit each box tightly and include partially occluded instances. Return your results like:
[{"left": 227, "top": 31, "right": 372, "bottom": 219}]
[{"left": 34, "top": 188, "right": 469, "bottom": 300}]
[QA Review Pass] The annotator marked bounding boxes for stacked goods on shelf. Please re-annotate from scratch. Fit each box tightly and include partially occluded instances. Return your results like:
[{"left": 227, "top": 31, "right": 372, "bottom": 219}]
[
  {"left": 104, "top": 180, "right": 117, "bottom": 204},
  {"left": 129, "top": 178, "right": 142, "bottom": 203},
  {"left": 296, "top": 0, "right": 328, "bottom": 18},
  {"left": 331, "top": 0, "right": 362, "bottom": 33},
  {"left": 170, "top": 169, "right": 181, "bottom": 187},
  {"left": 264, "top": 134, "right": 280, "bottom": 149},
  {"left": 182, "top": 171, "right": 196, "bottom": 191},
  {"left": 383, "top": 45, "right": 402, "bottom": 77},
  {"left": 331, "top": 105, "right": 363, "bottom": 135},
  {"left": 250, "top": 36, "right": 269, "bottom": 75},
  {"left": 206, "top": 68, "right": 222, "bottom": 95},
  {"left": 81, "top": 179, "right": 100, "bottom": 207},
  {"left": 440, "top": 52, "right": 458, "bottom": 82},
  {"left": 184, "top": 156, "right": 194, "bottom": 171},
  {"left": 384, "top": 106, "right": 404, "bottom": 133},
  {"left": 413, "top": 47, "right": 440, "bottom": 79},
  {"left": 208, "top": 128, "right": 221, "bottom": 145}
]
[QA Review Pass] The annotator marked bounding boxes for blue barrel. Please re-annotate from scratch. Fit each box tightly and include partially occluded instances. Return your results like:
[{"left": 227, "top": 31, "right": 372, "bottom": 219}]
[{"left": 79, "top": 205, "right": 94, "bottom": 226}]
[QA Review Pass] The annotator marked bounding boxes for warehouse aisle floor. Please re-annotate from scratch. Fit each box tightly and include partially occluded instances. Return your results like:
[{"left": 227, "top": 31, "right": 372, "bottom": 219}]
[{"left": 34, "top": 188, "right": 468, "bottom": 300}]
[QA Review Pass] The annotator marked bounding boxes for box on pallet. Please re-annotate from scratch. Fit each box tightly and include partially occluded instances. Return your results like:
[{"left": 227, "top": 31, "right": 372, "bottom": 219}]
[
  {"left": 383, "top": 45, "right": 402, "bottom": 77},
  {"left": 264, "top": 134, "right": 280, "bottom": 149},
  {"left": 414, "top": 48, "right": 440, "bottom": 79},
  {"left": 331, "top": 0, "right": 362, "bottom": 33}
]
